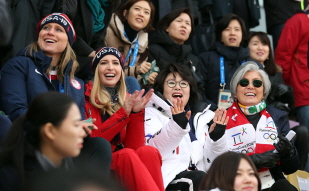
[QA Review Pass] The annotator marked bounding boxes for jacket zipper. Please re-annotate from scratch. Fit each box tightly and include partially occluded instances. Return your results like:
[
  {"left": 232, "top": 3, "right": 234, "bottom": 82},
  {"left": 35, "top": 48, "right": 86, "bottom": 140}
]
[{"left": 101, "top": 116, "right": 127, "bottom": 133}]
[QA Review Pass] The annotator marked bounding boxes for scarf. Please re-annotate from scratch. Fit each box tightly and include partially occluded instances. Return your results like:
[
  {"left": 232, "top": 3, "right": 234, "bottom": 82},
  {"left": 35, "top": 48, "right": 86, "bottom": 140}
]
[
  {"left": 86, "top": 0, "right": 109, "bottom": 34},
  {"left": 238, "top": 100, "right": 266, "bottom": 115},
  {"left": 226, "top": 101, "right": 278, "bottom": 172}
]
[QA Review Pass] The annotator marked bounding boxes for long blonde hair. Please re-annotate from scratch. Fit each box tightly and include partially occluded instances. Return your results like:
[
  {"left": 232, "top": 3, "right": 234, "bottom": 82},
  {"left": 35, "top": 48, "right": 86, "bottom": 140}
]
[
  {"left": 27, "top": 41, "right": 78, "bottom": 82},
  {"left": 90, "top": 66, "right": 127, "bottom": 115}
]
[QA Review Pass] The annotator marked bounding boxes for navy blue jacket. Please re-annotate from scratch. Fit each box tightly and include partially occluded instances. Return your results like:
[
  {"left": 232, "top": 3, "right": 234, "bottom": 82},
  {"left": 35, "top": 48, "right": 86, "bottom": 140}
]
[
  {"left": 0, "top": 49, "right": 85, "bottom": 121},
  {"left": 267, "top": 106, "right": 300, "bottom": 180},
  {"left": 199, "top": 41, "right": 253, "bottom": 109}
]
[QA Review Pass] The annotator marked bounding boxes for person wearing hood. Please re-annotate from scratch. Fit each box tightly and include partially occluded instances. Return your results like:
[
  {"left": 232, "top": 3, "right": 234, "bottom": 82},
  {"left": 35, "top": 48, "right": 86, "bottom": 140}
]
[
  {"left": 199, "top": 14, "right": 258, "bottom": 111},
  {"left": 0, "top": 13, "right": 112, "bottom": 178},
  {"left": 147, "top": 8, "right": 204, "bottom": 98}
]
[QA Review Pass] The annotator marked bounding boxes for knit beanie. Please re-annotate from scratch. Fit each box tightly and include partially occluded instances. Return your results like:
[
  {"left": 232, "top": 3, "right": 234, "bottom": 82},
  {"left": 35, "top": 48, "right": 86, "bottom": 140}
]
[
  {"left": 92, "top": 47, "right": 125, "bottom": 71},
  {"left": 37, "top": 13, "right": 76, "bottom": 46}
]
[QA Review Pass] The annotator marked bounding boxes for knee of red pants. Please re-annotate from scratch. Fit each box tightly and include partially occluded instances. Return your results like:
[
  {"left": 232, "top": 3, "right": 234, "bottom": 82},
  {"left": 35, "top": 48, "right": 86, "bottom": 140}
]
[{"left": 136, "top": 145, "right": 162, "bottom": 166}]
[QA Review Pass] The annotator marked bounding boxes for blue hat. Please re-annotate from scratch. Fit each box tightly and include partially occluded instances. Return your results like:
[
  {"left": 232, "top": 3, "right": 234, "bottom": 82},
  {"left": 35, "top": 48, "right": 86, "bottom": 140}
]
[
  {"left": 37, "top": 13, "right": 76, "bottom": 46},
  {"left": 91, "top": 47, "right": 125, "bottom": 72}
]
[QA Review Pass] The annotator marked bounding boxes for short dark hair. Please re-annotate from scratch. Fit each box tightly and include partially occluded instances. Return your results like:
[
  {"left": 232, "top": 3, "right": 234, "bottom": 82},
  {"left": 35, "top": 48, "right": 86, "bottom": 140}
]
[
  {"left": 246, "top": 31, "right": 278, "bottom": 75},
  {"left": 215, "top": 14, "right": 247, "bottom": 46},
  {"left": 153, "top": 63, "right": 198, "bottom": 105},
  {"left": 156, "top": 8, "right": 194, "bottom": 40},
  {"left": 115, "top": 0, "right": 155, "bottom": 32},
  {"left": 199, "top": 152, "right": 262, "bottom": 191}
]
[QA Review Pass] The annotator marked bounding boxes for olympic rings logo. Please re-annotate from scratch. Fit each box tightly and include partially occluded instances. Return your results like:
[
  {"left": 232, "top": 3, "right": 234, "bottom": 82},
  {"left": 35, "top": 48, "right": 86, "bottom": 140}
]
[
  {"left": 263, "top": 133, "right": 277, "bottom": 142},
  {"left": 240, "top": 147, "right": 254, "bottom": 154}
]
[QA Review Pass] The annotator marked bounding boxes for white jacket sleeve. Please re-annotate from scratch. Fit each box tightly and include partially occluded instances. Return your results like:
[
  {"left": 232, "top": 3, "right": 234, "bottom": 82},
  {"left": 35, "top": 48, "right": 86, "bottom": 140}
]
[{"left": 145, "top": 107, "right": 190, "bottom": 160}]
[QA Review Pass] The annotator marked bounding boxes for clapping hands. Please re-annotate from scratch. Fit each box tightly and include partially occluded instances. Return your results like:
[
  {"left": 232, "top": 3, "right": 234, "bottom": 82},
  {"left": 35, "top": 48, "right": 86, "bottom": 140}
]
[
  {"left": 123, "top": 89, "right": 154, "bottom": 115},
  {"left": 209, "top": 108, "right": 229, "bottom": 133}
]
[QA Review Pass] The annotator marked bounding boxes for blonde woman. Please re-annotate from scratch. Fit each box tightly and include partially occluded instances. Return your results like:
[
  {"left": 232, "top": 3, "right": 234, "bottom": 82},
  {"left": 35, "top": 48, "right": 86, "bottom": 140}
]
[{"left": 84, "top": 47, "right": 164, "bottom": 191}]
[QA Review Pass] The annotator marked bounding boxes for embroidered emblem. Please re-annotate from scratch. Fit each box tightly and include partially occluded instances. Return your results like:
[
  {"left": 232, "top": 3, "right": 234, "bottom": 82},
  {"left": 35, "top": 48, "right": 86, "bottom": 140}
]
[{"left": 70, "top": 79, "right": 81, "bottom": 89}]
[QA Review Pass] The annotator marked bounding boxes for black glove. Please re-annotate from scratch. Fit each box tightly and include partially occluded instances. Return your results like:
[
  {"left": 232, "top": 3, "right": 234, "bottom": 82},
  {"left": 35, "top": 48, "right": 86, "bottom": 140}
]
[
  {"left": 277, "top": 84, "right": 289, "bottom": 97},
  {"left": 273, "top": 135, "right": 294, "bottom": 158},
  {"left": 271, "top": 101, "right": 290, "bottom": 112},
  {"left": 250, "top": 150, "right": 281, "bottom": 170}
]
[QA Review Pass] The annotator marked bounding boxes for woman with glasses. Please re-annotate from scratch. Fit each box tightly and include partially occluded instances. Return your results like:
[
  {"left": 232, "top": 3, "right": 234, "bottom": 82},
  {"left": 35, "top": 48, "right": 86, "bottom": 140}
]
[
  {"left": 206, "top": 61, "right": 299, "bottom": 191},
  {"left": 144, "top": 63, "right": 228, "bottom": 191}
]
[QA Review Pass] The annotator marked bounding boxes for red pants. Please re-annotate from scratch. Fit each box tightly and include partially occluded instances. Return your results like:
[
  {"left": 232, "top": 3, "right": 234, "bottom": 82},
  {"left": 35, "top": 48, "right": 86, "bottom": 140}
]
[{"left": 111, "top": 145, "right": 164, "bottom": 191}]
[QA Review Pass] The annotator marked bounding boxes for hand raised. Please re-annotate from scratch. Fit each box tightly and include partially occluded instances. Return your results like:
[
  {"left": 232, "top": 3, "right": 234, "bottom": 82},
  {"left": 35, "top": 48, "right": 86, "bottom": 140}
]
[
  {"left": 123, "top": 93, "right": 136, "bottom": 115},
  {"left": 209, "top": 108, "right": 229, "bottom": 133},
  {"left": 132, "top": 89, "right": 154, "bottom": 113},
  {"left": 170, "top": 97, "right": 191, "bottom": 119}
]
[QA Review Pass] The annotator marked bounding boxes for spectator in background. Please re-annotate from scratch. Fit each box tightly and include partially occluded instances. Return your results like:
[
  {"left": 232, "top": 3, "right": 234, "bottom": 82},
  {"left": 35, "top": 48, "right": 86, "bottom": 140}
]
[
  {"left": 147, "top": 8, "right": 204, "bottom": 100},
  {"left": 247, "top": 31, "right": 309, "bottom": 171},
  {"left": 0, "top": 0, "right": 12, "bottom": 47},
  {"left": 0, "top": 92, "right": 86, "bottom": 191},
  {"left": 197, "top": 0, "right": 260, "bottom": 32},
  {"left": 275, "top": 8, "right": 309, "bottom": 171},
  {"left": 72, "top": 0, "right": 120, "bottom": 82},
  {"left": 104, "top": 0, "right": 157, "bottom": 86},
  {"left": 199, "top": 14, "right": 258, "bottom": 111},
  {"left": 0, "top": 0, "right": 78, "bottom": 68},
  {"left": 0, "top": 13, "right": 112, "bottom": 178},
  {"left": 84, "top": 47, "right": 164, "bottom": 191},
  {"left": 264, "top": 0, "right": 307, "bottom": 49},
  {"left": 199, "top": 152, "right": 261, "bottom": 191}
]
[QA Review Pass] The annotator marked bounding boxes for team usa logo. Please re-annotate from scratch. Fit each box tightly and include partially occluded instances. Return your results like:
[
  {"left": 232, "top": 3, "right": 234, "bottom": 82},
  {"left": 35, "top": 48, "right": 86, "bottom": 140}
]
[{"left": 70, "top": 79, "right": 81, "bottom": 89}]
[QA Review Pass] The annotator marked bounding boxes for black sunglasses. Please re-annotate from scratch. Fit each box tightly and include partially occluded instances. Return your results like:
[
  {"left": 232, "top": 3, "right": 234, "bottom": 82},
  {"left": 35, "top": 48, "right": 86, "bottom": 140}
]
[{"left": 239, "top": 79, "right": 263, "bottom": 88}]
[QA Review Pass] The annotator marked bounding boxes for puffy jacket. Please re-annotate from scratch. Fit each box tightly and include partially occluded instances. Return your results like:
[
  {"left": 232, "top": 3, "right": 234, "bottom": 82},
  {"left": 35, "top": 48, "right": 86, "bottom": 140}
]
[
  {"left": 104, "top": 14, "right": 149, "bottom": 78},
  {"left": 144, "top": 93, "right": 214, "bottom": 188},
  {"left": 275, "top": 13, "right": 309, "bottom": 108},
  {"left": 84, "top": 81, "right": 145, "bottom": 151},
  {"left": 0, "top": 49, "right": 85, "bottom": 121}
]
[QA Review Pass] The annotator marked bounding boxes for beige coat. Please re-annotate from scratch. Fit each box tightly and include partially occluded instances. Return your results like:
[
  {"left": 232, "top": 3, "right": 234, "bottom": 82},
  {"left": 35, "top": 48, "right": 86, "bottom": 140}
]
[{"left": 105, "top": 14, "right": 149, "bottom": 78}]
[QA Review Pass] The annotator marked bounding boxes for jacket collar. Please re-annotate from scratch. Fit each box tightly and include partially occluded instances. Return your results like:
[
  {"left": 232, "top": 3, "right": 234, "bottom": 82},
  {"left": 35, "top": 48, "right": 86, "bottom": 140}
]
[
  {"left": 214, "top": 41, "right": 250, "bottom": 64},
  {"left": 110, "top": 14, "right": 149, "bottom": 52},
  {"left": 149, "top": 29, "right": 192, "bottom": 60}
]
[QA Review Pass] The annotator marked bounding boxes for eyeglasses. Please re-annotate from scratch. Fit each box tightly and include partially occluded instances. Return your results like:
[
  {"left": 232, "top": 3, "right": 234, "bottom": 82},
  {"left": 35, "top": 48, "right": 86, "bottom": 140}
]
[
  {"left": 166, "top": 80, "right": 189, "bottom": 88},
  {"left": 238, "top": 79, "right": 263, "bottom": 88}
]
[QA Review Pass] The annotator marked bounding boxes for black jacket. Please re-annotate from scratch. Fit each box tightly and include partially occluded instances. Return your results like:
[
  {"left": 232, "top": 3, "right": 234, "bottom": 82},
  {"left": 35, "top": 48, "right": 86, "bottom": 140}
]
[
  {"left": 199, "top": 41, "right": 253, "bottom": 109},
  {"left": 264, "top": 0, "right": 307, "bottom": 31},
  {"left": 148, "top": 29, "right": 199, "bottom": 72},
  {"left": 148, "top": 29, "right": 205, "bottom": 100}
]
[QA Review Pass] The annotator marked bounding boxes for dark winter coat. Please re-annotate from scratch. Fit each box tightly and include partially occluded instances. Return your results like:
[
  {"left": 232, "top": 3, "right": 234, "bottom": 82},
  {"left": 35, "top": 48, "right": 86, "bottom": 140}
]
[
  {"left": 0, "top": 49, "right": 85, "bottom": 121},
  {"left": 199, "top": 41, "right": 254, "bottom": 109}
]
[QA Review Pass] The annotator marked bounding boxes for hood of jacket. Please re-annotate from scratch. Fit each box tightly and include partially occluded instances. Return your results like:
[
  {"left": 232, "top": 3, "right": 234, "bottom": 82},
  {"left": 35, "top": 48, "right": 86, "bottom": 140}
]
[
  {"left": 17, "top": 47, "right": 53, "bottom": 72},
  {"left": 149, "top": 29, "right": 192, "bottom": 61},
  {"left": 214, "top": 41, "right": 250, "bottom": 65},
  {"left": 109, "top": 13, "right": 149, "bottom": 52}
]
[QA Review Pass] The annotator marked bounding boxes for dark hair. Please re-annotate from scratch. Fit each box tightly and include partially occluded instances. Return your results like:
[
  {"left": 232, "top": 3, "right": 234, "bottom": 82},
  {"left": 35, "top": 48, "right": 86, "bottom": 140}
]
[
  {"left": 0, "top": 92, "right": 76, "bottom": 187},
  {"left": 200, "top": 152, "right": 262, "bottom": 191},
  {"left": 153, "top": 63, "right": 198, "bottom": 105},
  {"left": 115, "top": 0, "right": 155, "bottom": 32},
  {"left": 215, "top": 14, "right": 246, "bottom": 46},
  {"left": 32, "top": 168, "right": 125, "bottom": 191},
  {"left": 156, "top": 8, "right": 194, "bottom": 40},
  {"left": 246, "top": 31, "right": 278, "bottom": 75}
]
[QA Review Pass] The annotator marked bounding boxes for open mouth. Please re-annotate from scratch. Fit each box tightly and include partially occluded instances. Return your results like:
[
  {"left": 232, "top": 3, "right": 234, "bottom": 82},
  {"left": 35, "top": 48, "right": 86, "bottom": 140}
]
[
  {"left": 245, "top": 93, "right": 256, "bottom": 97},
  {"left": 229, "top": 38, "right": 236, "bottom": 42},
  {"left": 45, "top": 39, "right": 56, "bottom": 43},
  {"left": 105, "top": 74, "right": 115, "bottom": 78},
  {"left": 172, "top": 93, "right": 183, "bottom": 98},
  {"left": 136, "top": 18, "right": 143, "bottom": 23}
]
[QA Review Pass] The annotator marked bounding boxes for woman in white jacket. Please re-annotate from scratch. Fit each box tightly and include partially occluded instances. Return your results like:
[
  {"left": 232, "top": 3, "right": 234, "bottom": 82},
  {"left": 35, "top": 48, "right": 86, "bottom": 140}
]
[{"left": 144, "top": 63, "right": 229, "bottom": 191}]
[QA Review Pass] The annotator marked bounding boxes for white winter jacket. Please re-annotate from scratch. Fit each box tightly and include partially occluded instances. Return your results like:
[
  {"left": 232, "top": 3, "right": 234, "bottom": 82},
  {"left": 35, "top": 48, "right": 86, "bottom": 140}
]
[{"left": 144, "top": 94, "right": 215, "bottom": 188}]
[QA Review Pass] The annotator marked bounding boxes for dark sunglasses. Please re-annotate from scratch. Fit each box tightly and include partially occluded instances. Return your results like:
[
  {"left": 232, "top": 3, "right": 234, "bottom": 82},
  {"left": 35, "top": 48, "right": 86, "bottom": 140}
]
[{"left": 239, "top": 79, "right": 263, "bottom": 88}]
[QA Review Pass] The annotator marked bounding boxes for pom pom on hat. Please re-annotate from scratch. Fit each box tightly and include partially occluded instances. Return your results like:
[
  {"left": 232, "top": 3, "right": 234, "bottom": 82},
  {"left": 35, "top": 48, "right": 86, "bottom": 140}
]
[
  {"left": 92, "top": 47, "right": 125, "bottom": 71},
  {"left": 37, "top": 13, "right": 76, "bottom": 46}
]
